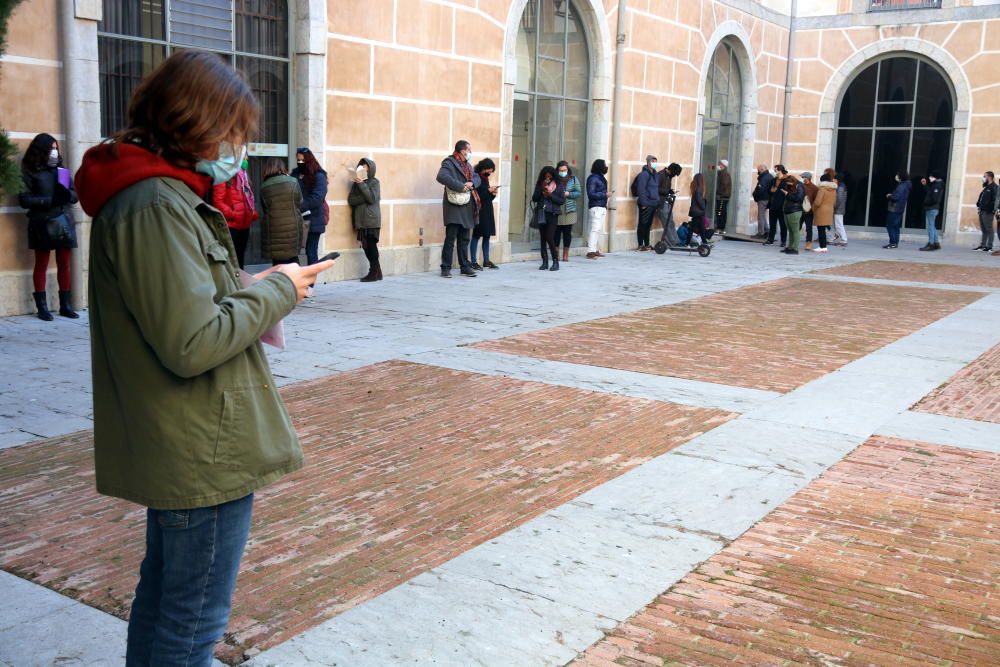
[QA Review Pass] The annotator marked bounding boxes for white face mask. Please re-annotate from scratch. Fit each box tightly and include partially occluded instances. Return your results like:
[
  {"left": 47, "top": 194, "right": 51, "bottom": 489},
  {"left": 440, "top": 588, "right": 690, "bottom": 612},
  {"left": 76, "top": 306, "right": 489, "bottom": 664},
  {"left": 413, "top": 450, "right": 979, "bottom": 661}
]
[
  {"left": 48, "top": 149, "right": 59, "bottom": 167},
  {"left": 895, "top": 176, "right": 901, "bottom": 182},
  {"left": 356, "top": 165, "right": 368, "bottom": 179},
  {"left": 558, "top": 170, "right": 568, "bottom": 178},
  {"left": 196, "top": 142, "right": 246, "bottom": 185},
  {"left": 464, "top": 150, "right": 473, "bottom": 162},
  {"left": 929, "top": 176, "right": 936, "bottom": 182},
  {"left": 649, "top": 162, "right": 659, "bottom": 171},
  {"left": 984, "top": 176, "right": 990, "bottom": 184}
]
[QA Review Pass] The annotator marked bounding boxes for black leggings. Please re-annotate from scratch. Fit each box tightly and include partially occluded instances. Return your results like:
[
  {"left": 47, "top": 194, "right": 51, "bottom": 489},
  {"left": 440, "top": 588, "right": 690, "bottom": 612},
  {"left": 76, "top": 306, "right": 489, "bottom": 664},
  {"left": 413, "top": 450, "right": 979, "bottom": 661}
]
[
  {"left": 228, "top": 227, "right": 250, "bottom": 269},
  {"left": 555, "top": 225, "right": 572, "bottom": 249},
  {"left": 359, "top": 228, "right": 380, "bottom": 266},
  {"left": 767, "top": 208, "right": 786, "bottom": 244},
  {"left": 817, "top": 225, "right": 828, "bottom": 249},
  {"left": 540, "top": 215, "right": 558, "bottom": 259}
]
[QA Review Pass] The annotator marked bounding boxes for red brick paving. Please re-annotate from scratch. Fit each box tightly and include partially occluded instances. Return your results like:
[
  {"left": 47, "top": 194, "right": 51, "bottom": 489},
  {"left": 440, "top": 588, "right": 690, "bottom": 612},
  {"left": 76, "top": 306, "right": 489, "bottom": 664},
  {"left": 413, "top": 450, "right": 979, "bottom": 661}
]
[
  {"left": 914, "top": 342, "right": 1000, "bottom": 424},
  {"left": 474, "top": 278, "right": 980, "bottom": 392},
  {"left": 814, "top": 260, "right": 1000, "bottom": 288},
  {"left": 573, "top": 436, "right": 1000, "bottom": 667},
  {"left": 0, "top": 360, "right": 731, "bottom": 663}
]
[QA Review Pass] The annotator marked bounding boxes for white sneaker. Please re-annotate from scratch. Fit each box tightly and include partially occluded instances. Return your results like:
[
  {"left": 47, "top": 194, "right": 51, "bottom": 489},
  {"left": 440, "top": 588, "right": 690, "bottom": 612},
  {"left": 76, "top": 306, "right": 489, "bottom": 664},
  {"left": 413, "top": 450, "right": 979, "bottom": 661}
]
[
  {"left": 812, "top": 247, "right": 828, "bottom": 253},
  {"left": 305, "top": 286, "right": 315, "bottom": 298}
]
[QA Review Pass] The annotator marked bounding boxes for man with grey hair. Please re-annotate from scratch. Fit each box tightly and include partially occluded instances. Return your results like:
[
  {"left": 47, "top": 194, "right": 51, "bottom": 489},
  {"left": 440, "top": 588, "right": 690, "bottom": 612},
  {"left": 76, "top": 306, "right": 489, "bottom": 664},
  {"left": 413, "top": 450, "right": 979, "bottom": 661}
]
[
  {"left": 634, "top": 154, "right": 661, "bottom": 250},
  {"left": 752, "top": 163, "right": 773, "bottom": 238}
]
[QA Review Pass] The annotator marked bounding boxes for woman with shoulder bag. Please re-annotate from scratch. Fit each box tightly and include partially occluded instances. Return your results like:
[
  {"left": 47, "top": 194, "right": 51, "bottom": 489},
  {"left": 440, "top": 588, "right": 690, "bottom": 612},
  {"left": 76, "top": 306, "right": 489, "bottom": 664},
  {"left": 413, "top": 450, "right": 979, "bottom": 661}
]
[
  {"left": 19, "top": 133, "right": 79, "bottom": 320},
  {"left": 259, "top": 157, "right": 304, "bottom": 266},
  {"left": 688, "top": 173, "right": 708, "bottom": 245},
  {"left": 531, "top": 165, "right": 564, "bottom": 271}
]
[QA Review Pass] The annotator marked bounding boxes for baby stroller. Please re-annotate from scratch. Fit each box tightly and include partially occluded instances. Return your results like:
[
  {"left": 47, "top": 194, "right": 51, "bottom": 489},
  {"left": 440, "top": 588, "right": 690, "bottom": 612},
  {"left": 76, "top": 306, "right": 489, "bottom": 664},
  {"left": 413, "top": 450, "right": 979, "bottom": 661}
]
[{"left": 655, "top": 214, "right": 713, "bottom": 257}]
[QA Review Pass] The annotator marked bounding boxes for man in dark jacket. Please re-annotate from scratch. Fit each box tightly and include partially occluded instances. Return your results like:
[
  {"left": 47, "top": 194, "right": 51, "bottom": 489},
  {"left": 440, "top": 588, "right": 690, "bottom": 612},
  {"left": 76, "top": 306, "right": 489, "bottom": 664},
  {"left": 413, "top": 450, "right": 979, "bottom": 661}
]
[
  {"left": 975, "top": 171, "right": 998, "bottom": 252},
  {"left": 656, "top": 163, "right": 682, "bottom": 247},
  {"left": 634, "top": 155, "right": 660, "bottom": 250},
  {"left": 764, "top": 164, "right": 788, "bottom": 246},
  {"left": 436, "top": 140, "right": 480, "bottom": 277},
  {"left": 919, "top": 170, "right": 945, "bottom": 251},
  {"left": 714, "top": 159, "right": 732, "bottom": 233},
  {"left": 752, "top": 164, "right": 773, "bottom": 238}
]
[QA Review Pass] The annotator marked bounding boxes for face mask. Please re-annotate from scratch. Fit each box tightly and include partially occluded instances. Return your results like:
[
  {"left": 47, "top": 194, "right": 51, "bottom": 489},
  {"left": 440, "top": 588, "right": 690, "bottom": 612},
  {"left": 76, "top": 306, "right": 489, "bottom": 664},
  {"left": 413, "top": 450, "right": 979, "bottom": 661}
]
[
  {"left": 929, "top": 176, "right": 936, "bottom": 182},
  {"left": 984, "top": 177, "right": 989, "bottom": 184},
  {"left": 356, "top": 165, "right": 368, "bottom": 179},
  {"left": 48, "top": 149, "right": 59, "bottom": 167},
  {"left": 464, "top": 151, "right": 473, "bottom": 162},
  {"left": 650, "top": 162, "right": 659, "bottom": 171},
  {"left": 558, "top": 170, "right": 568, "bottom": 178},
  {"left": 196, "top": 142, "right": 246, "bottom": 185},
  {"left": 895, "top": 176, "right": 901, "bottom": 183}
]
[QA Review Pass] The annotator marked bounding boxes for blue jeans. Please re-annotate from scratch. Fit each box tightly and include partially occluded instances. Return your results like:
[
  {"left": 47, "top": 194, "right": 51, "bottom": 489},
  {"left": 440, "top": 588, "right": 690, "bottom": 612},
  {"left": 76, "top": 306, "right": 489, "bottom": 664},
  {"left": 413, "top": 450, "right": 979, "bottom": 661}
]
[
  {"left": 306, "top": 231, "right": 323, "bottom": 286},
  {"left": 470, "top": 235, "right": 490, "bottom": 264},
  {"left": 886, "top": 210, "right": 903, "bottom": 245},
  {"left": 126, "top": 494, "right": 253, "bottom": 667},
  {"left": 925, "top": 209, "right": 939, "bottom": 244}
]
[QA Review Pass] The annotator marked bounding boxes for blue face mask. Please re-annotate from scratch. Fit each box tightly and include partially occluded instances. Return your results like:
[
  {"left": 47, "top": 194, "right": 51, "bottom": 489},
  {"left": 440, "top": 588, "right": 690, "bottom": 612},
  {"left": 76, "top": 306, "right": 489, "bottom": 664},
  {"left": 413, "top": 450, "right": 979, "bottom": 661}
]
[{"left": 196, "top": 142, "right": 246, "bottom": 185}]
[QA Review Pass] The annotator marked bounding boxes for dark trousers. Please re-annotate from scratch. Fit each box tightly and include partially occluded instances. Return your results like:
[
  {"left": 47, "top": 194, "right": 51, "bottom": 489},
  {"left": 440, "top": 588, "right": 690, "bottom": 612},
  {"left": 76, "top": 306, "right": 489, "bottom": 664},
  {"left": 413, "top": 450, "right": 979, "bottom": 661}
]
[
  {"left": 637, "top": 206, "right": 655, "bottom": 246},
  {"left": 228, "top": 227, "right": 250, "bottom": 269},
  {"left": 555, "top": 225, "right": 573, "bottom": 249},
  {"left": 817, "top": 225, "right": 828, "bottom": 249},
  {"left": 715, "top": 197, "right": 730, "bottom": 231},
  {"left": 360, "top": 228, "right": 380, "bottom": 269},
  {"left": 441, "top": 223, "right": 471, "bottom": 270},
  {"left": 540, "top": 214, "right": 559, "bottom": 261},
  {"left": 802, "top": 213, "right": 814, "bottom": 243},
  {"left": 306, "top": 231, "right": 322, "bottom": 286},
  {"left": 886, "top": 211, "right": 903, "bottom": 245},
  {"left": 767, "top": 208, "right": 787, "bottom": 245},
  {"left": 126, "top": 494, "right": 253, "bottom": 666}
]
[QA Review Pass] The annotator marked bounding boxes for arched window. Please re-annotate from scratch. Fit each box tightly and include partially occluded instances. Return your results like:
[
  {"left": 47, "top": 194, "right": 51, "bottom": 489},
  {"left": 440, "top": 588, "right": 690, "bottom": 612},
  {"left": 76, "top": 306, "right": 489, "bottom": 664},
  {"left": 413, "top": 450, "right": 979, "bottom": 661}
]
[
  {"left": 835, "top": 56, "right": 954, "bottom": 231},
  {"left": 700, "top": 40, "right": 743, "bottom": 232},
  {"left": 97, "top": 0, "right": 289, "bottom": 148},
  {"left": 509, "top": 0, "right": 591, "bottom": 246}
]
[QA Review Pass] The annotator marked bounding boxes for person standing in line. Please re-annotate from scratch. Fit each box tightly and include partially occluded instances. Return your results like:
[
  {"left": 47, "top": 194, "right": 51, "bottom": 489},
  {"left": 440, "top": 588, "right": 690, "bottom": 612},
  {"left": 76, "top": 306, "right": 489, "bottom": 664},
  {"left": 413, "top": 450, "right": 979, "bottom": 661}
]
[
  {"left": 688, "top": 172, "right": 708, "bottom": 245},
  {"left": 825, "top": 168, "right": 848, "bottom": 247},
  {"left": 259, "top": 157, "right": 304, "bottom": 266},
  {"left": 884, "top": 169, "right": 912, "bottom": 249},
  {"left": 348, "top": 158, "right": 382, "bottom": 282},
  {"left": 781, "top": 173, "right": 805, "bottom": 255},
  {"left": 634, "top": 155, "right": 660, "bottom": 250},
  {"left": 919, "top": 170, "right": 945, "bottom": 252},
  {"left": 532, "top": 165, "right": 564, "bottom": 271},
  {"left": 585, "top": 159, "right": 609, "bottom": 259},
  {"left": 801, "top": 172, "right": 817, "bottom": 251},
  {"left": 212, "top": 160, "right": 258, "bottom": 269},
  {"left": 764, "top": 164, "right": 788, "bottom": 247},
  {"left": 470, "top": 158, "right": 499, "bottom": 270},
  {"left": 553, "top": 160, "right": 582, "bottom": 263},
  {"left": 292, "top": 147, "right": 329, "bottom": 295},
  {"left": 656, "top": 162, "right": 683, "bottom": 247},
  {"left": 18, "top": 133, "right": 79, "bottom": 320},
  {"left": 752, "top": 164, "right": 773, "bottom": 239},
  {"left": 714, "top": 159, "right": 732, "bottom": 233},
  {"left": 437, "top": 140, "right": 479, "bottom": 278},
  {"left": 811, "top": 173, "right": 837, "bottom": 253},
  {"left": 975, "top": 171, "right": 997, "bottom": 252},
  {"left": 75, "top": 50, "right": 335, "bottom": 666}
]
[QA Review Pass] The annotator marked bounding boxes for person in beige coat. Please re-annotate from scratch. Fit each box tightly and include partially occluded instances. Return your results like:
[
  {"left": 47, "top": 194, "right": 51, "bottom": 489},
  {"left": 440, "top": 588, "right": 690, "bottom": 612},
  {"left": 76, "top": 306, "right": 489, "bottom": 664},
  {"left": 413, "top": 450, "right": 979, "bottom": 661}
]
[{"left": 810, "top": 172, "right": 838, "bottom": 253}]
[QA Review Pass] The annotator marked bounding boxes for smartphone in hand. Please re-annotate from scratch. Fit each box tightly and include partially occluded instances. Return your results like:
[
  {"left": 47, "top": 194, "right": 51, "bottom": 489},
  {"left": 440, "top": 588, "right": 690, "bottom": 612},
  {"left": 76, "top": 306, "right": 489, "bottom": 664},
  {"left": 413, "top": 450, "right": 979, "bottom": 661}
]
[{"left": 318, "top": 252, "right": 340, "bottom": 263}]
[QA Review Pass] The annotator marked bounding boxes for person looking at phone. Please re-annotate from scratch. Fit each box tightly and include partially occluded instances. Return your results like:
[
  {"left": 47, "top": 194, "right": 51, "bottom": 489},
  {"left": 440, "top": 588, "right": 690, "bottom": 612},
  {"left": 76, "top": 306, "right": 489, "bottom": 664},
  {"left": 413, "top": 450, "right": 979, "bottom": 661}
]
[{"left": 75, "top": 50, "right": 335, "bottom": 666}]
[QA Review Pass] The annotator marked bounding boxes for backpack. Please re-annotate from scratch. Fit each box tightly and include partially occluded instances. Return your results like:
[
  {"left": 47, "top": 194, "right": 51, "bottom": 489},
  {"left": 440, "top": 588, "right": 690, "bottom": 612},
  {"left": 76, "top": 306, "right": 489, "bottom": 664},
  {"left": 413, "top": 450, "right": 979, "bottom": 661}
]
[{"left": 630, "top": 172, "right": 641, "bottom": 197}]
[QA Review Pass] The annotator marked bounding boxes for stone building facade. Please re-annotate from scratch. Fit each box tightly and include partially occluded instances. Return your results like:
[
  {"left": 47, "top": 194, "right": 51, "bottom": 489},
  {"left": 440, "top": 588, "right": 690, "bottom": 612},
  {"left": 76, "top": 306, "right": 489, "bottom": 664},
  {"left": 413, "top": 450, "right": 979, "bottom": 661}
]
[{"left": 0, "top": 0, "right": 998, "bottom": 315}]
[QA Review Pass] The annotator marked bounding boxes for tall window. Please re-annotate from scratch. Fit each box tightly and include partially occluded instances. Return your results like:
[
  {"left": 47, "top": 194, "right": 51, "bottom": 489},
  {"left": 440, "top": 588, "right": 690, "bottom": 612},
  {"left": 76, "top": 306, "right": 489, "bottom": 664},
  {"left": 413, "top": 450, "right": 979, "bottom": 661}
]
[
  {"left": 835, "top": 56, "right": 953, "bottom": 231},
  {"left": 510, "top": 0, "right": 590, "bottom": 245},
  {"left": 97, "top": 0, "right": 289, "bottom": 149},
  {"left": 700, "top": 40, "right": 743, "bottom": 231}
]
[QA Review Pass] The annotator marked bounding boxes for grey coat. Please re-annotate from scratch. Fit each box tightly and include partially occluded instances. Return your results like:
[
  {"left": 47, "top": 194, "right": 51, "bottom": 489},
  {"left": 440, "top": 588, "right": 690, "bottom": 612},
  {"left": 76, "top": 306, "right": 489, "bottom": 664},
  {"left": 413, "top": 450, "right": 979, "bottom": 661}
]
[
  {"left": 347, "top": 158, "right": 381, "bottom": 231},
  {"left": 436, "top": 155, "right": 480, "bottom": 229}
]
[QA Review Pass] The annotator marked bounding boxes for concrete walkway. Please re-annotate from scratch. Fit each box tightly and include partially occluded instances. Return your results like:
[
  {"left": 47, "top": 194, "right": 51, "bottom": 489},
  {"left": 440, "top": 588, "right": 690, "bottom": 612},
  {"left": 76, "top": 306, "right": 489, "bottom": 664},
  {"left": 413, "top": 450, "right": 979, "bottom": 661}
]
[{"left": 2, "top": 238, "right": 998, "bottom": 665}]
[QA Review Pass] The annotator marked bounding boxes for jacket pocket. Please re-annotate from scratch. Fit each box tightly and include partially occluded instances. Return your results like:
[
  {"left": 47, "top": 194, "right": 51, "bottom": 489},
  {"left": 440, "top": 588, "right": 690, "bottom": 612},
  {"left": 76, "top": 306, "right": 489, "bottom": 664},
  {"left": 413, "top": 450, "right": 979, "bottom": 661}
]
[{"left": 214, "top": 385, "right": 298, "bottom": 468}]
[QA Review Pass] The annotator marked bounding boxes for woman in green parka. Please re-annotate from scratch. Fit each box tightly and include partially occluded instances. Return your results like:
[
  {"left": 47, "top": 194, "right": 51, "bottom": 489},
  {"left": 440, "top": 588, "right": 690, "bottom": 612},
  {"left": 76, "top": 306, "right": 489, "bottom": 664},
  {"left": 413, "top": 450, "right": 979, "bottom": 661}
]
[{"left": 260, "top": 157, "right": 305, "bottom": 265}]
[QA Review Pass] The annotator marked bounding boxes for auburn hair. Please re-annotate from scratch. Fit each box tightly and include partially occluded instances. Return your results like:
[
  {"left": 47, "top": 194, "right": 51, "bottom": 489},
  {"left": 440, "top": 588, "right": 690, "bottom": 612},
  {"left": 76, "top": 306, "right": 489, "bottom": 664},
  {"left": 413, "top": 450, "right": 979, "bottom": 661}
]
[{"left": 113, "top": 50, "right": 259, "bottom": 168}]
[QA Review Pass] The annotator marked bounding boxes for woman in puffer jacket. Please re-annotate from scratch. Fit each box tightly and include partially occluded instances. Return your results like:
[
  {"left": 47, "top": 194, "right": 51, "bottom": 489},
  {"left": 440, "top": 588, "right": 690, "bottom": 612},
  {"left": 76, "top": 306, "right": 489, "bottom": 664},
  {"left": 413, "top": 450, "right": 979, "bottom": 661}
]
[
  {"left": 213, "top": 161, "right": 258, "bottom": 268},
  {"left": 260, "top": 158, "right": 304, "bottom": 266}
]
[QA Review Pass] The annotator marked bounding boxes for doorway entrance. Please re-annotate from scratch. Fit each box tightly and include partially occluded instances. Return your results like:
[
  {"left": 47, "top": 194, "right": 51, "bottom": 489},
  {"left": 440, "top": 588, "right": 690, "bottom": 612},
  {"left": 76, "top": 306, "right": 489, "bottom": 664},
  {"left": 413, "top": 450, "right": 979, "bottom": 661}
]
[{"left": 699, "top": 41, "right": 742, "bottom": 232}]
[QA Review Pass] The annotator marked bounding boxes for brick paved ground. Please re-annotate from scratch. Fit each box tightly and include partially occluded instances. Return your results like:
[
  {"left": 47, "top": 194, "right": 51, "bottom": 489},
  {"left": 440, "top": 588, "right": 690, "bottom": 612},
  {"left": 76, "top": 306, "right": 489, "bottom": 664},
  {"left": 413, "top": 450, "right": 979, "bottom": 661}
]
[
  {"left": 474, "top": 278, "right": 980, "bottom": 393},
  {"left": 813, "top": 260, "right": 1000, "bottom": 288},
  {"left": 0, "top": 360, "right": 730, "bottom": 663},
  {"left": 914, "top": 342, "right": 1000, "bottom": 425},
  {"left": 572, "top": 436, "right": 1000, "bottom": 666}
]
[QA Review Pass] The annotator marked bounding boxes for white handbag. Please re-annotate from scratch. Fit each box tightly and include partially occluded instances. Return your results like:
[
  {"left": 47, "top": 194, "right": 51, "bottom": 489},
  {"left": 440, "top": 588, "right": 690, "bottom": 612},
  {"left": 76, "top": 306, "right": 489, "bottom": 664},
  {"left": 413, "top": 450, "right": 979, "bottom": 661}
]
[{"left": 447, "top": 189, "right": 470, "bottom": 206}]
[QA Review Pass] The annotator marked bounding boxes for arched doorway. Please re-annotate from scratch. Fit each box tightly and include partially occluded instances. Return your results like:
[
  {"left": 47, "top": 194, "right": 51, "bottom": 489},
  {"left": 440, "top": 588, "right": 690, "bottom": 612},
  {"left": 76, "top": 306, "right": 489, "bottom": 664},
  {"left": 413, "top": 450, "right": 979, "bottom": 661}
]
[
  {"left": 700, "top": 40, "right": 743, "bottom": 233},
  {"left": 834, "top": 55, "right": 955, "bottom": 234},
  {"left": 508, "top": 0, "right": 591, "bottom": 250}
]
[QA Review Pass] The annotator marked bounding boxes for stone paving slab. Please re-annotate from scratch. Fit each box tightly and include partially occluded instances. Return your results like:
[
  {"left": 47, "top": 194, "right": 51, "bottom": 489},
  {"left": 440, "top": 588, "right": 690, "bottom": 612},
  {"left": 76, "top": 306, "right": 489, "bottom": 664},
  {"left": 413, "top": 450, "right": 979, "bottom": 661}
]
[
  {"left": 913, "top": 342, "right": 1000, "bottom": 425},
  {"left": 571, "top": 436, "right": 1000, "bottom": 667},
  {"left": 813, "top": 259, "right": 1000, "bottom": 288},
  {"left": 0, "top": 361, "right": 730, "bottom": 664},
  {"left": 474, "top": 278, "right": 980, "bottom": 393},
  {"left": 878, "top": 410, "right": 1000, "bottom": 454}
]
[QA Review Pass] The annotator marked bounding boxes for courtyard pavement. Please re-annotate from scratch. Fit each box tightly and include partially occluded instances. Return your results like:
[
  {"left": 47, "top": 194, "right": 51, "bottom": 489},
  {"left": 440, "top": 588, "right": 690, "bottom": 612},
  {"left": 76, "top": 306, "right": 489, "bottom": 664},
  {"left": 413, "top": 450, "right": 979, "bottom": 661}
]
[{"left": 1, "top": 237, "right": 998, "bottom": 665}]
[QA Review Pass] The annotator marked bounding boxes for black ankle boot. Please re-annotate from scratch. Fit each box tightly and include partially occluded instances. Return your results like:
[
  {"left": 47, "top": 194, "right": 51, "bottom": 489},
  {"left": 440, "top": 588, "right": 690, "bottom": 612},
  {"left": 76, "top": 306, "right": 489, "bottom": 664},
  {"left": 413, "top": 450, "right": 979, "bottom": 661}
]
[
  {"left": 58, "top": 291, "right": 79, "bottom": 318},
  {"left": 33, "top": 291, "right": 53, "bottom": 321},
  {"left": 550, "top": 256, "right": 559, "bottom": 271},
  {"left": 539, "top": 246, "right": 549, "bottom": 270}
]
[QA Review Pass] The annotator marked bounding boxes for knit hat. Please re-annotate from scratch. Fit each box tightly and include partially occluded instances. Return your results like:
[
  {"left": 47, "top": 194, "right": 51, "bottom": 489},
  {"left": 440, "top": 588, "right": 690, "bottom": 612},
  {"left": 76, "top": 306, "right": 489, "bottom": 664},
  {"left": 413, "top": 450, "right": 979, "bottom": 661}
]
[
  {"left": 719, "top": 159, "right": 729, "bottom": 168},
  {"left": 801, "top": 171, "right": 813, "bottom": 179}
]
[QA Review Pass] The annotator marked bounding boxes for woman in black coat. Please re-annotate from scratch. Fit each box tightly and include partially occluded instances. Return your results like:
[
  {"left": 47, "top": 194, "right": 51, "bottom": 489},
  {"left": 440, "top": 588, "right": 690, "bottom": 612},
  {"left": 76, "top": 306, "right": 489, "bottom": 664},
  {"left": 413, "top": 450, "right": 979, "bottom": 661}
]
[
  {"left": 531, "top": 165, "right": 565, "bottom": 271},
  {"left": 470, "top": 158, "right": 498, "bottom": 270},
  {"left": 291, "top": 146, "right": 329, "bottom": 295},
  {"left": 19, "top": 133, "right": 78, "bottom": 320}
]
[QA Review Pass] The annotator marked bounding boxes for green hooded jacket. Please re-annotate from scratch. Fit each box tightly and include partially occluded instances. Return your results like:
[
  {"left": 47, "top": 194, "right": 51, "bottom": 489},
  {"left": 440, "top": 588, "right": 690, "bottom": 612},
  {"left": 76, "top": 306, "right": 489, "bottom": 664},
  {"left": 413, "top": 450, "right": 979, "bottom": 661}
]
[{"left": 78, "top": 143, "right": 302, "bottom": 510}]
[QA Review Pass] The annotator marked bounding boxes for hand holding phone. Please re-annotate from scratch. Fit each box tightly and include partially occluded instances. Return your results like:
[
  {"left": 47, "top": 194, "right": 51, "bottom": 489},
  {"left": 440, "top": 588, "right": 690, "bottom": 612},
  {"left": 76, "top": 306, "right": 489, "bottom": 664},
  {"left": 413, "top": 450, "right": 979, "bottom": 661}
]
[{"left": 318, "top": 252, "right": 341, "bottom": 263}]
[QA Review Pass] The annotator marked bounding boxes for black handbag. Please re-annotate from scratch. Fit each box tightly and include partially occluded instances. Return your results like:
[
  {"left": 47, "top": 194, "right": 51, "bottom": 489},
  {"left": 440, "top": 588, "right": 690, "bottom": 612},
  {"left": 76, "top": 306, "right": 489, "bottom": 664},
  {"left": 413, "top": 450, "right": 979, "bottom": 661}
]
[
  {"left": 528, "top": 203, "right": 543, "bottom": 229},
  {"left": 46, "top": 213, "right": 75, "bottom": 247}
]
